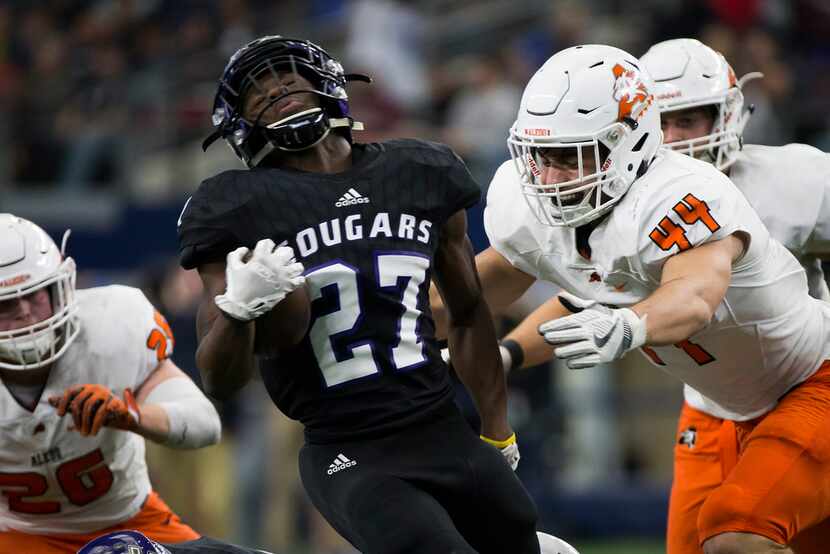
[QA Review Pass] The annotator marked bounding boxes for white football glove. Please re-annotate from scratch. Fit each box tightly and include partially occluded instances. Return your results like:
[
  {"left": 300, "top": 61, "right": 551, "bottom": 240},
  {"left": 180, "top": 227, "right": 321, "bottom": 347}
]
[
  {"left": 539, "top": 292, "right": 646, "bottom": 370},
  {"left": 215, "top": 239, "right": 306, "bottom": 322},
  {"left": 481, "top": 433, "right": 521, "bottom": 471}
]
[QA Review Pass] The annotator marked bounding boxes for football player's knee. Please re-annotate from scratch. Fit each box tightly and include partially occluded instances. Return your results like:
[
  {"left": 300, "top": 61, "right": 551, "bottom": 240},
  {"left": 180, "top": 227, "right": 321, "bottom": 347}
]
[
  {"left": 699, "top": 484, "right": 785, "bottom": 545},
  {"left": 702, "top": 532, "right": 790, "bottom": 554},
  {"left": 507, "top": 494, "right": 540, "bottom": 537}
]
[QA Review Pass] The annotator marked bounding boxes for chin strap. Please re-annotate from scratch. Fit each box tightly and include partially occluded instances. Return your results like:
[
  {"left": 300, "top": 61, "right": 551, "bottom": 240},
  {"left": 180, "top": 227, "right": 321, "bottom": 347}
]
[
  {"left": 737, "top": 71, "right": 764, "bottom": 89},
  {"left": 330, "top": 117, "right": 364, "bottom": 131},
  {"left": 202, "top": 129, "right": 223, "bottom": 152},
  {"left": 249, "top": 108, "right": 365, "bottom": 166},
  {"left": 60, "top": 229, "right": 71, "bottom": 257}
]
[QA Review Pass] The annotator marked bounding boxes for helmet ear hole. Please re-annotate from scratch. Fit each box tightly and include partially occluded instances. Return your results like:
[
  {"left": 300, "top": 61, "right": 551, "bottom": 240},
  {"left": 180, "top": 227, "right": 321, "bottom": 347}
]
[
  {"left": 598, "top": 142, "right": 611, "bottom": 164},
  {"left": 631, "top": 133, "right": 648, "bottom": 153}
]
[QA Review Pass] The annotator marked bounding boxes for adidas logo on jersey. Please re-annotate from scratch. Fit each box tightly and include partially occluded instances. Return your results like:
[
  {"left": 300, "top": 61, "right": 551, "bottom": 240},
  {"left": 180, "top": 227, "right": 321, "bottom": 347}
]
[
  {"left": 327, "top": 453, "right": 357, "bottom": 475},
  {"left": 335, "top": 188, "right": 370, "bottom": 207}
]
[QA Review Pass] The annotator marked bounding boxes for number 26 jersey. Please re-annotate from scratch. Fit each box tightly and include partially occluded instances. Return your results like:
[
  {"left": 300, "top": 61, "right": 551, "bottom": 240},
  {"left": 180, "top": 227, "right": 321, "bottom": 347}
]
[
  {"left": 0, "top": 286, "right": 173, "bottom": 534},
  {"left": 178, "top": 139, "right": 481, "bottom": 443}
]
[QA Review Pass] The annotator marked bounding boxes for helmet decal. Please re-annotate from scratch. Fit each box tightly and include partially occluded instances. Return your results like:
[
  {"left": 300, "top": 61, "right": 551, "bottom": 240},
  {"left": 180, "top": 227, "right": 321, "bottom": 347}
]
[
  {"left": 508, "top": 45, "right": 662, "bottom": 228},
  {"left": 0, "top": 274, "right": 30, "bottom": 288},
  {"left": 612, "top": 63, "right": 653, "bottom": 123}
]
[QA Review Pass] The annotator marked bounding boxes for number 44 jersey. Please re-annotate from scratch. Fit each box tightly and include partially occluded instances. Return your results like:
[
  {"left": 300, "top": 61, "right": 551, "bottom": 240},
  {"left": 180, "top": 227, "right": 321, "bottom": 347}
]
[
  {"left": 485, "top": 149, "right": 830, "bottom": 421},
  {"left": 0, "top": 286, "right": 173, "bottom": 534},
  {"left": 178, "top": 139, "right": 481, "bottom": 443}
]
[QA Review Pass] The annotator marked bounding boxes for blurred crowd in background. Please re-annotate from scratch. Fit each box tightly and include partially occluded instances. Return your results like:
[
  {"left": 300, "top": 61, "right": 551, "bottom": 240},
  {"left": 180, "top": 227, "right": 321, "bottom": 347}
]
[{"left": 1, "top": 1, "right": 829, "bottom": 552}]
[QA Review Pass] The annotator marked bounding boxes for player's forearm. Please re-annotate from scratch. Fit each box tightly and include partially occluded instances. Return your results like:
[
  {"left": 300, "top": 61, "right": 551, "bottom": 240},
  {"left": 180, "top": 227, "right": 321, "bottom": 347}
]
[
  {"left": 502, "top": 297, "right": 568, "bottom": 369},
  {"left": 195, "top": 312, "right": 256, "bottom": 400},
  {"left": 141, "top": 377, "right": 222, "bottom": 448},
  {"left": 631, "top": 277, "right": 716, "bottom": 345},
  {"left": 130, "top": 403, "right": 170, "bottom": 443},
  {"left": 633, "top": 237, "right": 737, "bottom": 346},
  {"left": 448, "top": 298, "right": 510, "bottom": 439},
  {"left": 432, "top": 249, "right": 536, "bottom": 341},
  {"left": 429, "top": 284, "right": 449, "bottom": 340}
]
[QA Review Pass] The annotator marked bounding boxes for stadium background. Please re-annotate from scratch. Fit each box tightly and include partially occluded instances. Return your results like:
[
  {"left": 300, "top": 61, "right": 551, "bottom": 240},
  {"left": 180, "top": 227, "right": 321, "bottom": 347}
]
[{"left": 2, "top": 1, "right": 829, "bottom": 552}]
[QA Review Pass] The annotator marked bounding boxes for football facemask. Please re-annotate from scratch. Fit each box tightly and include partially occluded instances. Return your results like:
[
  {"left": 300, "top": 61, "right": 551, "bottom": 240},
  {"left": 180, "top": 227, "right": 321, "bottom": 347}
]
[
  {"left": 0, "top": 215, "right": 80, "bottom": 370},
  {"left": 509, "top": 45, "right": 661, "bottom": 228},
  {"left": 203, "top": 36, "right": 370, "bottom": 167}
]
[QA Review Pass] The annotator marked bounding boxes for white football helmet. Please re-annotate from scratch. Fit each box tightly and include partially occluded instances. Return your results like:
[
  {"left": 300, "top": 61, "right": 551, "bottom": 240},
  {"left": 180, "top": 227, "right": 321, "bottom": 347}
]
[
  {"left": 537, "top": 532, "right": 581, "bottom": 554},
  {"left": 0, "top": 214, "right": 80, "bottom": 370},
  {"left": 641, "top": 38, "right": 761, "bottom": 171},
  {"left": 509, "top": 44, "right": 662, "bottom": 227}
]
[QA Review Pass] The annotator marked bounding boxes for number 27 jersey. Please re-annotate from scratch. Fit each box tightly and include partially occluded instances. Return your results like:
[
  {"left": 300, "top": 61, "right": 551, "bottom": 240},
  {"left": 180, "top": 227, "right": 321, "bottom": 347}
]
[{"left": 178, "top": 139, "right": 481, "bottom": 443}]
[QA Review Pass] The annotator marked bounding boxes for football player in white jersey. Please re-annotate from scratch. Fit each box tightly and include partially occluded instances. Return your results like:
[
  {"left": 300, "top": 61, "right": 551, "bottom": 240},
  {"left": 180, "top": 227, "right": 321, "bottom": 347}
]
[
  {"left": 641, "top": 38, "right": 830, "bottom": 554},
  {"left": 642, "top": 38, "right": 830, "bottom": 301},
  {"left": 0, "top": 214, "right": 222, "bottom": 554},
  {"left": 434, "top": 44, "right": 830, "bottom": 553},
  {"left": 433, "top": 38, "right": 830, "bottom": 554}
]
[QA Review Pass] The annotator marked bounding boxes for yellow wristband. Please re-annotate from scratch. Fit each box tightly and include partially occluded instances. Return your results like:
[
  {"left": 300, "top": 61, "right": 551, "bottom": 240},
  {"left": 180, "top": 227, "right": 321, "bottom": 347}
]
[{"left": 480, "top": 433, "right": 517, "bottom": 449}]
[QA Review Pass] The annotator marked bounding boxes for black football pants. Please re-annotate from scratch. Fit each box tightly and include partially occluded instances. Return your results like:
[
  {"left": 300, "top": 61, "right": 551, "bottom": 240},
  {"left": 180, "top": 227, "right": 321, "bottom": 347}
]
[{"left": 299, "top": 402, "right": 541, "bottom": 554}]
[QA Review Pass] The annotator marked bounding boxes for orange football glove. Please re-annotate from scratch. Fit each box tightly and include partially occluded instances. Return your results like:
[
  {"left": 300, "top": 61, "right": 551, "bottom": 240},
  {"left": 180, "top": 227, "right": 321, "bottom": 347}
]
[{"left": 48, "top": 384, "right": 141, "bottom": 436}]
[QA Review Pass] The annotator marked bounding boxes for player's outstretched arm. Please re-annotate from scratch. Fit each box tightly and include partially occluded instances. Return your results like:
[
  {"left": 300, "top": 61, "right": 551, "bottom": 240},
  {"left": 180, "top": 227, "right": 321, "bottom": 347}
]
[
  {"left": 500, "top": 296, "right": 571, "bottom": 371},
  {"left": 131, "top": 358, "right": 222, "bottom": 448},
  {"left": 195, "top": 260, "right": 257, "bottom": 400},
  {"left": 430, "top": 246, "right": 536, "bottom": 340},
  {"left": 631, "top": 233, "right": 746, "bottom": 345},
  {"left": 48, "top": 359, "right": 221, "bottom": 448},
  {"left": 540, "top": 234, "right": 746, "bottom": 370},
  {"left": 433, "top": 210, "right": 513, "bottom": 445}
]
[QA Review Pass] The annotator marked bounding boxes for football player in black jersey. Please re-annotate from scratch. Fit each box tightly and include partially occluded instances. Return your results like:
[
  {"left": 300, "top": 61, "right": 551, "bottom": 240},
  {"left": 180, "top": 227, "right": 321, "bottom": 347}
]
[{"left": 177, "top": 36, "right": 542, "bottom": 554}]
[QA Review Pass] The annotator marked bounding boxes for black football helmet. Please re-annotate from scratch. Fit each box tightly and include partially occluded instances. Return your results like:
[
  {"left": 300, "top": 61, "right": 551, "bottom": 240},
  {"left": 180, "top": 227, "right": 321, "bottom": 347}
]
[{"left": 202, "top": 35, "right": 370, "bottom": 167}]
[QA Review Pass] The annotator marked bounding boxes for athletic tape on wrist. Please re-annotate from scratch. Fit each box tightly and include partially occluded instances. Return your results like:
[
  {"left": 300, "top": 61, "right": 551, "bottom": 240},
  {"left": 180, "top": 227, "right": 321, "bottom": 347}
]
[
  {"left": 480, "top": 432, "right": 517, "bottom": 449},
  {"left": 499, "top": 339, "right": 525, "bottom": 371}
]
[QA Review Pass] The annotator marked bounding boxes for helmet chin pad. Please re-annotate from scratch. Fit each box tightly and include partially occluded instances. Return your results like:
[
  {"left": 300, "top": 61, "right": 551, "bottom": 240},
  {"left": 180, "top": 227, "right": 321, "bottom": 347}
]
[
  {"left": 266, "top": 108, "right": 330, "bottom": 150},
  {"left": 249, "top": 107, "right": 360, "bottom": 166},
  {"left": 0, "top": 328, "right": 56, "bottom": 366}
]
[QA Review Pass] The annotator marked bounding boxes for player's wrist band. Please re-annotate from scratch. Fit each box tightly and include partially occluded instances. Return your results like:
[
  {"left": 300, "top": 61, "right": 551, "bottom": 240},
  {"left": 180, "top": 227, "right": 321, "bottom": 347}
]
[
  {"left": 480, "top": 432, "right": 517, "bottom": 449},
  {"left": 499, "top": 339, "right": 524, "bottom": 371}
]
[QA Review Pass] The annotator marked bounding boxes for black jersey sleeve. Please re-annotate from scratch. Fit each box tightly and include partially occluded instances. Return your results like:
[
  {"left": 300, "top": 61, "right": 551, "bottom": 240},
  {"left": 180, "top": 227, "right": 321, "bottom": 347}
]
[
  {"left": 443, "top": 147, "right": 482, "bottom": 220},
  {"left": 177, "top": 175, "right": 243, "bottom": 270}
]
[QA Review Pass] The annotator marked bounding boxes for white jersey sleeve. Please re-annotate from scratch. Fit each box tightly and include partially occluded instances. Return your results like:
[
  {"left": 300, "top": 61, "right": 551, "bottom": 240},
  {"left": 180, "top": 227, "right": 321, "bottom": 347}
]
[
  {"left": 63, "top": 285, "right": 174, "bottom": 391},
  {"left": 635, "top": 161, "right": 759, "bottom": 280},
  {"left": 484, "top": 160, "right": 544, "bottom": 278},
  {"left": 727, "top": 143, "right": 830, "bottom": 300},
  {"left": 730, "top": 143, "right": 830, "bottom": 255},
  {"left": 804, "top": 149, "right": 830, "bottom": 255},
  {"left": 0, "top": 285, "right": 176, "bottom": 534}
]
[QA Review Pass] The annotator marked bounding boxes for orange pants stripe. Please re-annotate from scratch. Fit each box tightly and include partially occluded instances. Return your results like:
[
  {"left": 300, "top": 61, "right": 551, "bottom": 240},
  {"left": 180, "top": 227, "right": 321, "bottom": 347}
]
[
  {"left": 0, "top": 490, "right": 198, "bottom": 554},
  {"left": 668, "top": 360, "right": 830, "bottom": 554}
]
